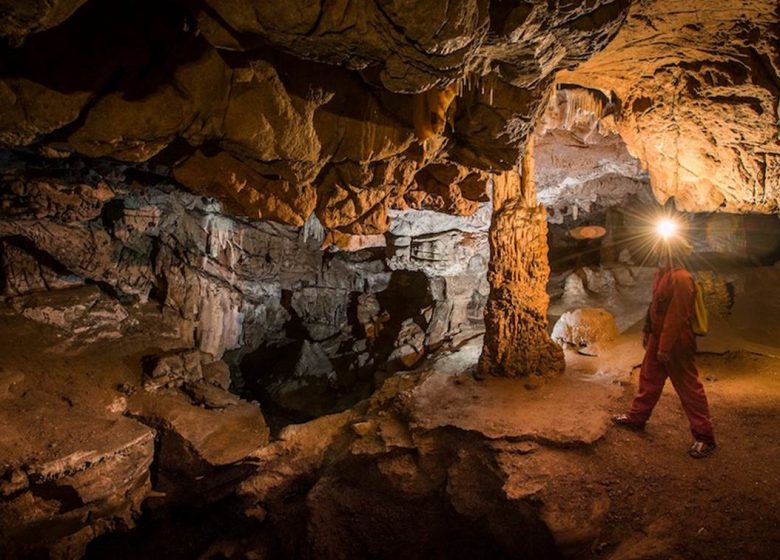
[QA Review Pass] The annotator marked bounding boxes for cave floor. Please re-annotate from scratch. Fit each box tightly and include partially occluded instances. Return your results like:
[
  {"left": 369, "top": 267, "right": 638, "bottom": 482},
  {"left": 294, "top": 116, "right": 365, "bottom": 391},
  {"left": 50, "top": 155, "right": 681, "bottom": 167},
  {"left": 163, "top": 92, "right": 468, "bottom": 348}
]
[
  {"left": 586, "top": 349, "right": 780, "bottom": 560},
  {"left": 405, "top": 330, "right": 780, "bottom": 559},
  {"left": 1, "top": 290, "right": 779, "bottom": 559}
]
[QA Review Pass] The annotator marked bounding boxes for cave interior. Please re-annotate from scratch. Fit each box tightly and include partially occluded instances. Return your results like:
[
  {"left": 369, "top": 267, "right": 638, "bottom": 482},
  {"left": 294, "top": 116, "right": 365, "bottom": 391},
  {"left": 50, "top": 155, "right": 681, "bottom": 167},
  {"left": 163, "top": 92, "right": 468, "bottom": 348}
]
[{"left": 1, "top": 1, "right": 779, "bottom": 559}]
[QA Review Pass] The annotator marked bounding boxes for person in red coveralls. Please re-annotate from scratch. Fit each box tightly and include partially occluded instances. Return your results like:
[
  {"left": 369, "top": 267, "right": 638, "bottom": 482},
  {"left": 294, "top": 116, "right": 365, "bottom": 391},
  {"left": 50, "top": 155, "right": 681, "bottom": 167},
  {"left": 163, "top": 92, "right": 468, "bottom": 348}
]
[{"left": 612, "top": 219, "right": 716, "bottom": 459}]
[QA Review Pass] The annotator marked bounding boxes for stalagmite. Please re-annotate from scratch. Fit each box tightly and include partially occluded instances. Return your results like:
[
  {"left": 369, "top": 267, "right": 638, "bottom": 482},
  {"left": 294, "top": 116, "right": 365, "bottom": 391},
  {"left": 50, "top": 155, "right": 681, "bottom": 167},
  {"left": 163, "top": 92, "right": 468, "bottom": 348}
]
[{"left": 478, "top": 137, "right": 565, "bottom": 378}]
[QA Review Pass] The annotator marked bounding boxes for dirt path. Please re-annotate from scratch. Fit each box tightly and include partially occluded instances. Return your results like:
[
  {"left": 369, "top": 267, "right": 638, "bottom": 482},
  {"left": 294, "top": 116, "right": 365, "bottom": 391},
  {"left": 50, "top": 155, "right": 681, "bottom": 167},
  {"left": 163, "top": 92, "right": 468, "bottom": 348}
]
[{"left": 580, "top": 350, "right": 780, "bottom": 560}]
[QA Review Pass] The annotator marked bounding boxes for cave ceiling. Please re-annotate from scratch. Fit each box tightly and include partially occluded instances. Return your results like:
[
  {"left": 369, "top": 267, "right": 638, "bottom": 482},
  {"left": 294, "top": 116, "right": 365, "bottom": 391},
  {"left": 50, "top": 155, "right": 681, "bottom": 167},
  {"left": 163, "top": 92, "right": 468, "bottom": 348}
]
[
  {"left": 0, "top": 0, "right": 778, "bottom": 231},
  {"left": 561, "top": 0, "right": 780, "bottom": 213},
  {"left": 0, "top": 0, "right": 629, "bottom": 241}
]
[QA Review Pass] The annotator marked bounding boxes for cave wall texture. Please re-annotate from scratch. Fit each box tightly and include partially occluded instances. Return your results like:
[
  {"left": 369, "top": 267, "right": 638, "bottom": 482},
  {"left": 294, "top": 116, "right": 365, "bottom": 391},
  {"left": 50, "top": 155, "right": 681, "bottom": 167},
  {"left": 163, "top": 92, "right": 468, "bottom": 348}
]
[
  {"left": 0, "top": 0, "right": 635, "bottom": 383},
  {"left": 561, "top": 0, "right": 780, "bottom": 213},
  {"left": 0, "top": 0, "right": 777, "bottom": 388},
  {"left": 2, "top": 0, "right": 780, "bottom": 557},
  {"left": 0, "top": 0, "right": 780, "bottom": 380}
]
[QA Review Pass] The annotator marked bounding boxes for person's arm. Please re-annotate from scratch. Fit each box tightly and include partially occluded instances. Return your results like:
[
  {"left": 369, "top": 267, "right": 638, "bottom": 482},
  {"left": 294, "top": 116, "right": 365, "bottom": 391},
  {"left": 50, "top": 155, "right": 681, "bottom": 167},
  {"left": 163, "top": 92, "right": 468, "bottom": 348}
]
[{"left": 658, "top": 272, "right": 694, "bottom": 355}]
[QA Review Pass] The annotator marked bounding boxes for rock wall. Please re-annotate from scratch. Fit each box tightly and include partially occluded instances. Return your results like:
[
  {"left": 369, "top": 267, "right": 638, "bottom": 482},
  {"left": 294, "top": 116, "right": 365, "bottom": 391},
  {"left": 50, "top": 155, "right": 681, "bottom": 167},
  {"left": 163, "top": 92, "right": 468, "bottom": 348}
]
[
  {"left": 0, "top": 0, "right": 633, "bottom": 390},
  {"left": 0, "top": 152, "right": 490, "bottom": 417},
  {"left": 561, "top": 0, "right": 780, "bottom": 213}
]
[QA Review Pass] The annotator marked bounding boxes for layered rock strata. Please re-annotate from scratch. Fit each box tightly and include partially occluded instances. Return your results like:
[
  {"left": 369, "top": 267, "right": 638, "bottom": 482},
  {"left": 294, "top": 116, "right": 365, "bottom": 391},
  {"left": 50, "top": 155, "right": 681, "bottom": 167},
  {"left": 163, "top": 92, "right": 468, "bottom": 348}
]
[{"left": 0, "top": 153, "right": 489, "bottom": 414}]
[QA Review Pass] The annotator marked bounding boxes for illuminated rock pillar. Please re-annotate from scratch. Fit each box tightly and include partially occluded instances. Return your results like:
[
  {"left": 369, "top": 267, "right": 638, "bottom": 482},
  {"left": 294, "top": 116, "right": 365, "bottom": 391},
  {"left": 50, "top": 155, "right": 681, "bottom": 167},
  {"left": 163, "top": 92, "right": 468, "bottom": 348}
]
[{"left": 478, "top": 138, "right": 565, "bottom": 378}]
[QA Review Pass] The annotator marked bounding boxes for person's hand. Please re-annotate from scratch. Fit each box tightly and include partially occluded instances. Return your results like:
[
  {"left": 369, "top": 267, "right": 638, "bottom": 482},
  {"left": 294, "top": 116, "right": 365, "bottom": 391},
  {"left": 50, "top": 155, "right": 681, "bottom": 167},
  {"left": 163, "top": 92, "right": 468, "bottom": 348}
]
[
  {"left": 657, "top": 351, "right": 671, "bottom": 363},
  {"left": 642, "top": 332, "right": 649, "bottom": 349}
]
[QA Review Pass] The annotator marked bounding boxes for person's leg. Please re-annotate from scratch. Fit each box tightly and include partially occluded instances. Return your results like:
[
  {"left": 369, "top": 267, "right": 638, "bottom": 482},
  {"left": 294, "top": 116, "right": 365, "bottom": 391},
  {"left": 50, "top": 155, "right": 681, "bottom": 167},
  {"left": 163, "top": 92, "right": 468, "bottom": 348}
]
[
  {"left": 667, "top": 341, "right": 715, "bottom": 444},
  {"left": 625, "top": 339, "right": 669, "bottom": 424}
]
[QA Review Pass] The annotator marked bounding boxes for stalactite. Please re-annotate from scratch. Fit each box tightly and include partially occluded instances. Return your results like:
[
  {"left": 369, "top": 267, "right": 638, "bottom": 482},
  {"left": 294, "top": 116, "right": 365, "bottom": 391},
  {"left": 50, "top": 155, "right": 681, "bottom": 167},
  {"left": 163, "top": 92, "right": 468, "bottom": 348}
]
[{"left": 561, "top": 87, "right": 607, "bottom": 130}]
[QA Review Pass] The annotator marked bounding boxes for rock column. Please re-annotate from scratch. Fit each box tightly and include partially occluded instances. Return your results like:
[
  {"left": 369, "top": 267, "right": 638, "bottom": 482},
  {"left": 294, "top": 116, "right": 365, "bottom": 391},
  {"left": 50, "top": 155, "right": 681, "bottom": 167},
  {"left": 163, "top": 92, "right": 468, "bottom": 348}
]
[{"left": 478, "top": 139, "right": 565, "bottom": 378}]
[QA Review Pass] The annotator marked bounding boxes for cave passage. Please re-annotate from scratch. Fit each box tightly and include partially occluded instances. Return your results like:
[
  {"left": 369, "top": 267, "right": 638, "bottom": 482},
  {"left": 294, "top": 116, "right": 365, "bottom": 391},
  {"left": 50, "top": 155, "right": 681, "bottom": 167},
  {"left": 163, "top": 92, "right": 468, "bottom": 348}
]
[{"left": 1, "top": 1, "right": 780, "bottom": 559}]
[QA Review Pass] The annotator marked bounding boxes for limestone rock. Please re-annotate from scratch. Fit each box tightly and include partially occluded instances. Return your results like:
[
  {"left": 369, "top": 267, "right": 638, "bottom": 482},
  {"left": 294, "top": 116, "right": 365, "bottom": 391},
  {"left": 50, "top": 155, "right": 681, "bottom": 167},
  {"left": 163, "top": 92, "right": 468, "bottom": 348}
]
[
  {"left": 182, "top": 381, "right": 241, "bottom": 410},
  {"left": 388, "top": 204, "right": 492, "bottom": 237},
  {"left": 535, "top": 87, "right": 649, "bottom": 223},
  {"left": 406, "top": 163, "right": 488, "bottom": 216},
  {"left": 220, "top": 57, "right": 324, "bottom": 179},
  {"left": 173, "top": 150, "right": 316, "bottom": 226},
  {"left": 142, "top": 349, "right": 204, "bottom": 392},
  {"left": 563, "top": 273, "right": 587, "bottom": 300},
  {"left": 562, "top": 0, "right": 780, "bottom": 213},
  {"left": 0, "top": 0, "right": 632, "bottom": 235},
  {"left": 69, "top": 45, "right": 230, "bottom": 161},
  {"left": 582, "top": 267, "right": 617, "bottom": 294},
  {"left": 126, "top": 389, "right": 269, "bottom": 503},
  {"left": 201, "top": 0, "right": 628, "bottom": 94},
  {"left": 0, "top": 0, "right": 88, "bottom": 45},
  {"left": 202, "top": 360, "right": 232, "bottom": 390},
  {"left": 0, "top": 239, "right": 83, "bottom": 296},
  {"left": 0, "top": 178, "right": 114, "bottom": 223},
  {"left": 551, "top": 308, "right": 620, "bottom": 356},
  {"left": 8, "top": 285, "right": 132, "bottom": 345},
  {"left": 290, "top": 287, "right": 349, "bottom": 341},
  {"left": 0, "top": 417, "right": 154, "bottom": 558},
  {"left": 388, "top": 319, "right": 426, "bottom": 369},
  {"left": 479, "top": 171, "right": 565, "bottom": 378},
  {"left": 0, "top": 78, "right": 91, "bottom": 146},
  {"left": 0, "top": 219, "right": 155, "bottom": 299}
]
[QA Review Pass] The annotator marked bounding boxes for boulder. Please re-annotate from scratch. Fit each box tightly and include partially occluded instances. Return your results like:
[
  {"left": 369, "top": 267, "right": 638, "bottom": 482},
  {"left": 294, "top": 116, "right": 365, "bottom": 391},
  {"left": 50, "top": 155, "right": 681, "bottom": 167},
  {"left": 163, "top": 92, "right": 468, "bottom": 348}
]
[
  {"left": 0, "top": 415, "right": 154, "bottom": 558},
  {"left": 551, "top": 308, "right": 620, "bottom": 356},
  {"left": 388, "top": 319, "right": 426, "bottom": 369},
  {"left": 582, "top": 267, "right": 616, "bottom": 294},
  {"left": 126, "top": 389, "right": 269, "bottom": 504},
  {"left": 142, "top": 349, "right": 204, "bottom": 392}
]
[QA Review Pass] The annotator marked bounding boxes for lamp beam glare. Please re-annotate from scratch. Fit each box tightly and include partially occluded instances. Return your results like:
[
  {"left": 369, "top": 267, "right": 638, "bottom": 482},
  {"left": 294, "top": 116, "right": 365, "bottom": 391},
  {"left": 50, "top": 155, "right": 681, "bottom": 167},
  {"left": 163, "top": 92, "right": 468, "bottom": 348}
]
[{"left": 656, "top": 218, "right": 678, "bottom": 240}]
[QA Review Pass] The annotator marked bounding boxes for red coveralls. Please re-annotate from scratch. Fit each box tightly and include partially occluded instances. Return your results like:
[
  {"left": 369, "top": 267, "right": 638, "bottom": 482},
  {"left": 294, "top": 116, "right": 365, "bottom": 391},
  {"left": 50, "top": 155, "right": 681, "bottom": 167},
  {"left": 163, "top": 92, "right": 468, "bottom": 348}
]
[{"left": 626, "top": 267, "right": 715, "bottom": 444}]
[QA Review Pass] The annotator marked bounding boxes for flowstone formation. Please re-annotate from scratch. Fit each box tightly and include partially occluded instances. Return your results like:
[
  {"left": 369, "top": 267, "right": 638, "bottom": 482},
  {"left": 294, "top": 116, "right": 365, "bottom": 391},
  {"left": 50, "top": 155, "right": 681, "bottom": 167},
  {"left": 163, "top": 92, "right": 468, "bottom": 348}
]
[{"left": 479, "top": 164, "right": 564, "bottom": 379}]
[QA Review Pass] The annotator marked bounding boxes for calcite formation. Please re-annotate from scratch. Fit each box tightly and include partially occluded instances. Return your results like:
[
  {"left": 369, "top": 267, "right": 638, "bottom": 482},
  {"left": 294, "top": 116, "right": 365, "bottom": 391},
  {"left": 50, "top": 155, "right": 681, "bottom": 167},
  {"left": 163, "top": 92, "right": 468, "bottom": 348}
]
[
  {"left": 552, "top": 308, "right": 620, "bottom": 356},
  {"left": 534, "top": 86, "right": 650, "bottom": 223},
  {"left": 478, "top": 167, "right": 565, "bottom": 379},
  {"left": 2, "top": 0, "right": 779, "bottom": 555}
]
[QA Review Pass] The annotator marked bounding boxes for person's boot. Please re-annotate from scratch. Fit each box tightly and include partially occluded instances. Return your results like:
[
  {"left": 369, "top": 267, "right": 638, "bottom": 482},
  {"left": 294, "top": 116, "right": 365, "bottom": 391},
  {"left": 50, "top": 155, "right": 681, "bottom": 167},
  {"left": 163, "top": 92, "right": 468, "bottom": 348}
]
[
  {"left": 610, "top": 413, "right": 646, "bottom": 431},
  {"left": 688, "top": 440, "right": 716, "bottom": 458}
]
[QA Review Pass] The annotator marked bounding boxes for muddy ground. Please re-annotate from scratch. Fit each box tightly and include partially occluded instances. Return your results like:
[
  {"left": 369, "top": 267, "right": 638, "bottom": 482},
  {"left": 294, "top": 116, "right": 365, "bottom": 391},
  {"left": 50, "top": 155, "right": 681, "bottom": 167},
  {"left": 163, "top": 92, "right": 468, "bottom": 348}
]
[{"left": 577, "top": 349, "right": 780, "bottom": 560}]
